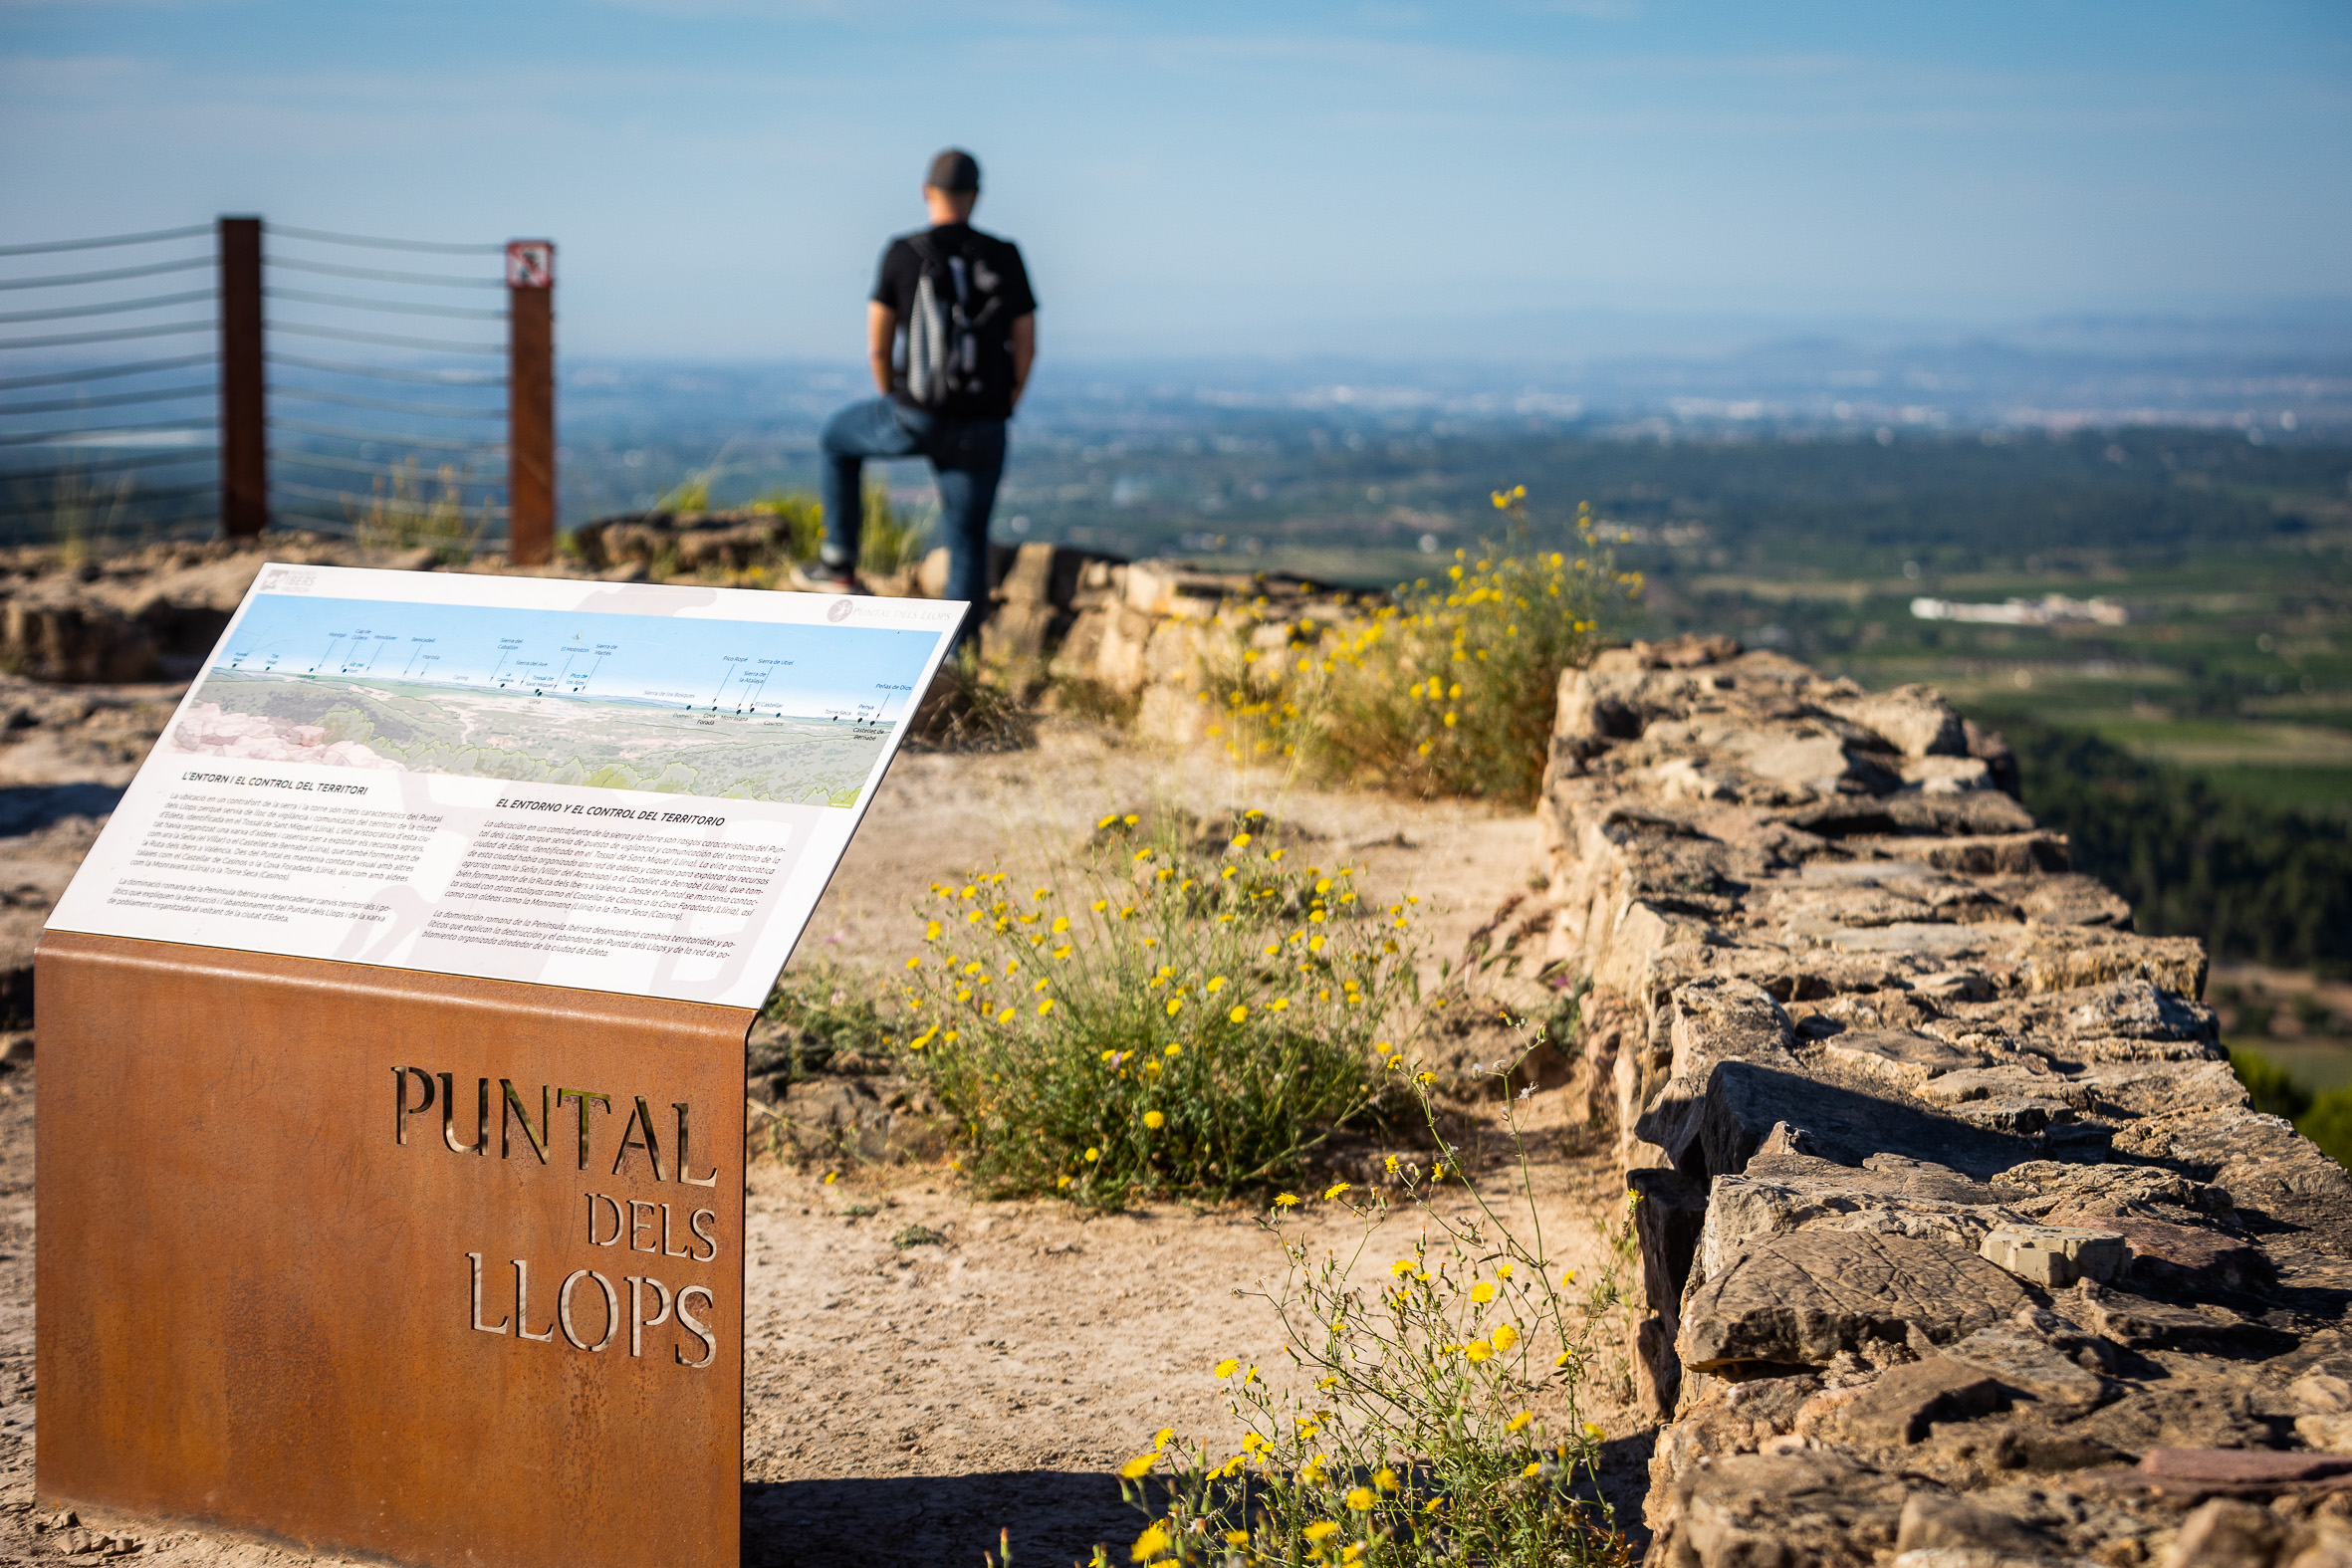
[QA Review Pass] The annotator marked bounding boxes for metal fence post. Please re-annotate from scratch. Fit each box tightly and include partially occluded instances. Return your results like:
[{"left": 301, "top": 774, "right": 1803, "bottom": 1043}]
[
  {"left": 506, "top": 241, "right": 555, "bottom": 565},
  {"left": 218, "top": 215, "right": 266, "bottom": 539}
]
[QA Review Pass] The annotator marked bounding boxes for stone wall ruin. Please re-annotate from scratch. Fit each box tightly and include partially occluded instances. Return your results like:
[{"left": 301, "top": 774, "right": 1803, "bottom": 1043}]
[{"left": 1539, "top": 635, "right": 2352, "bottom": 1568}]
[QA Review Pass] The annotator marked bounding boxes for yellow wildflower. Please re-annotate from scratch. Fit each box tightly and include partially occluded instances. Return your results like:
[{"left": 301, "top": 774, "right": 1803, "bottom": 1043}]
[
  {"left": 1229, "top": 1004, "right": 1249, "bottom": 1023},
  {"left": 1165, "top": 998, "right": 1183, "bottom": 1016},
  {"left": 924, "top": 921, "right": 942, "bottom": 941},
  {"left": 1052, "top": 916, "right": 1069, "bottom": 933},
  {"left": 1523, "top": 1461, "right": 1542, "bottom": 1478},
  {"left": 1274, "top": 1193, "right": 1299, "bottom": 1208},
  {"left": 1323, "top": 1182, "right": 1351, "bottom": 1200},
  {"left": 1344, "top": 1487, "right": 1375, "bottom": 1512},
  {"left": 1302, "top": 1522, "right": 1338, "bottom": 1543},
  {"left": 1205, "top": 976, "right": 1227, "bottom": 993},
  {"left": 1164, "top": 1042, "right": 1182, "bottom": 1056},
  {"left": 1214, "top": 1358, "right": 1240, "bottom": 1379},
  {"left": 1465, "top": 1340, "right": 1494, "bottom": 1363},
  {"left": 1470, "top": 1281, "right": 1496, "bottom": 1304},
  {"left": 1038, "top": 1000, "right": 1056, "bottom": 1016},
  {"left": 1084, "top": 1147, "right": 1100, "bottom": 1163},
  {"left": 1508, "top": 1411, "right": 1533, "bottom": 1433},
  {"left": 1497, "top": 1262, "right": 1515, "bottom": 1279},
  {"left": 1143, "top": 1110, "right": 1165, "bottom": 1130},
  {"left": 1493, "top": 1323, "right": 1521, "bottom": 1352},
  {"left": 1130, "top": 1520, "right": 1169, "bottom": 1561}
]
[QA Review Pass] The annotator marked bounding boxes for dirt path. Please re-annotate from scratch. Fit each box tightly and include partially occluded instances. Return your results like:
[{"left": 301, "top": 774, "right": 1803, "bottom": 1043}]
[{"left": 0, "top": 712, "right": 1639, "bottom": 1567}]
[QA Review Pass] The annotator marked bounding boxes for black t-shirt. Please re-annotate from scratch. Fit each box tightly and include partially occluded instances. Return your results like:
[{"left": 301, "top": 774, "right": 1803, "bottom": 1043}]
[{"left": 871, "top": 223, "right": 1037, "bottom": 421}]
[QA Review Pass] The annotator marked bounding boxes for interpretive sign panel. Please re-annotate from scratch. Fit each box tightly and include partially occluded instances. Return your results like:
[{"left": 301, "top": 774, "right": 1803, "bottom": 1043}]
[
  {"left": 35, "top": 566, "right": 965, "bottom": 1568},
  {"left": 47, "top": 564, "right": 966, "bottom": 1007}
]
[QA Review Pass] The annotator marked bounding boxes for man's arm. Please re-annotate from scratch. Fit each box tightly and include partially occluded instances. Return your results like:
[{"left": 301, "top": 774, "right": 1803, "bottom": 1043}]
[
  {"left": 1009, "top": 313, "right": 1036, "bottom": 412},
  {"left": 867, "top": 302, "right": 896, "bottom": 397}
]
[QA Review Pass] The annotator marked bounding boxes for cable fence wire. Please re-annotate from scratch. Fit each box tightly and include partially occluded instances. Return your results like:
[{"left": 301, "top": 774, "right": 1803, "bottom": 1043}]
[
  {"left": 0, "top": 417, "right": 219, "bottom": 448},
  {"left": 269, "top": 256, "right": 505, "bottom": 289},
  {"left": 273, "top": 418, "right": 501, "bottom": 451},
  {"left": 267, "top": 353, "right": 504, "bottom": 385},
  {"left": 0, "top": 353, "right": 215, "bottom": 392},
  {"left": 0, "top": 289, "right": 217, "bottom": 326},
  {"left": 266, "top": 287, "right": 507, "bottom": 322},
  {"left": 0, "top": 223, "right": 211, "bottom": 258},
  {"left": 3, "top": 320, "right": 217, "bottom": 351},
  {"left": 269, "top": 385, "right": 504, "bottom": 419},
  {"left": 0, "top": 218, "right": 517, "bottom": 545},
  {"left": 0, "top": 256, "right": 214, "bottom": 291},
  {"left": 0, "top": 223, "right": 222, "bottom": 541},
  {"left": 0, "top": 384, "right": 214, "bottom": 417},
  {"left": 262, "top": 226, "right": 511, "bottom": 543},
  {"left": 267, "top": 225, "right": 507, "bottom": 255}
]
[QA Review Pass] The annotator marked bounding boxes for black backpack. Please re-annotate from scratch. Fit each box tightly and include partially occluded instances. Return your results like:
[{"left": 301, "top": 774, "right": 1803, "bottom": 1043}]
[{"left": 903, "top": 235, "right": 1007, "bottom": 411}]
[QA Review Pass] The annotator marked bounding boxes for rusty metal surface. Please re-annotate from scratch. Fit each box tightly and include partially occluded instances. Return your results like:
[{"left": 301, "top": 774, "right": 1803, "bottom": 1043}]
[{"left": 36, "top": 929, "right": 749, "bottom": 1568}]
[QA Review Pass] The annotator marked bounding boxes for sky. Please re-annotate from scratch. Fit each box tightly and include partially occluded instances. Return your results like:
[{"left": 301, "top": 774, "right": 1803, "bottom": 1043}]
[{"left": 3, "top": 1, "right": 2349, "bottom": 362}]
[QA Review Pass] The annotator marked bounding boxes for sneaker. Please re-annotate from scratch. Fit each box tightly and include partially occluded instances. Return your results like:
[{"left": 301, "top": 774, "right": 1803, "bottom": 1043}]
[{"left": 792, "top": 561, "right": 867, "bottom": 594}]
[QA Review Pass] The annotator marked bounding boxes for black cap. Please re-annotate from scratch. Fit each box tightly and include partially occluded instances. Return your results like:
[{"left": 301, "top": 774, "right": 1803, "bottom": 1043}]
[{"left": 926, "top": 148, "right": 981, "bottom": 193}]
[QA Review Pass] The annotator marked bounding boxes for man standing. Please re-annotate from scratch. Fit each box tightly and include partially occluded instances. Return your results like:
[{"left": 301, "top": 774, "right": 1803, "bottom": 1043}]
[{"left": 811, "top": 148, "right": 1038, "bottom": 650}]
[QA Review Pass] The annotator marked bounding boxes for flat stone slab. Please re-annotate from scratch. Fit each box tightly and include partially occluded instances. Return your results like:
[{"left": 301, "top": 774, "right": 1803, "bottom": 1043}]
[
  {"left": 2139, "top": 1448, "right": 2352, "bottom": 1486},
  {"left": 1827, "top": 922, "right": 2000, "bottom": 956},
  {"left": 1981, "top": 1224, "right": 2128, "bottom": 1287},
  {"left": 1679, "top": 1229, "right": 2033, "bottom": 1372},
  {"left": 1815, "top": 1028, "right": 1985, "bottom": 1088},
  {"left": 1941, "top": 1328, "right": 2109, "bottom": 1410}
]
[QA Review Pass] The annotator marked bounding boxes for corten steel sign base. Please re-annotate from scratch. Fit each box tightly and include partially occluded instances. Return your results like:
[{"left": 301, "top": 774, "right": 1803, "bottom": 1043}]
[{"left": 35, "top": 930, "right": 750, "bottom": 1568}]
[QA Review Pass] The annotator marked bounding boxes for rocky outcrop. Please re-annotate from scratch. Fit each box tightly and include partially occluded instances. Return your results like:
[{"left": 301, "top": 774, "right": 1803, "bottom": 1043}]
[
  {"left": 1539, "top": 635, "right": 2352, "bottom": 1567},
  {"left": 0, "top": 537, "right": 442, "bottom": 682}
]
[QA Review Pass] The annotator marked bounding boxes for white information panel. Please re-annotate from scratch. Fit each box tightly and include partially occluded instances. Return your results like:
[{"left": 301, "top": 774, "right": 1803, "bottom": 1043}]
[{"left": 46, "top": 564, "right": 965, "bottom": 1009}]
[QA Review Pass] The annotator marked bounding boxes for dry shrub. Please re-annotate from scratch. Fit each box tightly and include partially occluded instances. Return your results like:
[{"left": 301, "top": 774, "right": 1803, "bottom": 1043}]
[
  {"left": 348, "top": 458, "right": 494, "bottom": 561},
  {"left": 1198, "top": 493, "right": 1641, "bottom": 805},
  {"left": 1095, "top": 1077, "right": 1636, "bottom": 1567},
  {"left": 891, "top": 811, "right": 1429, "bottom": 1208}
]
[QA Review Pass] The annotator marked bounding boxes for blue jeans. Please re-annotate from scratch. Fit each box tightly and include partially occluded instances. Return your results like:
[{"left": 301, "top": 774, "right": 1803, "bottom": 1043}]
[{"left": 819, "top": 397, "right": 1006, "bottom": 647}]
